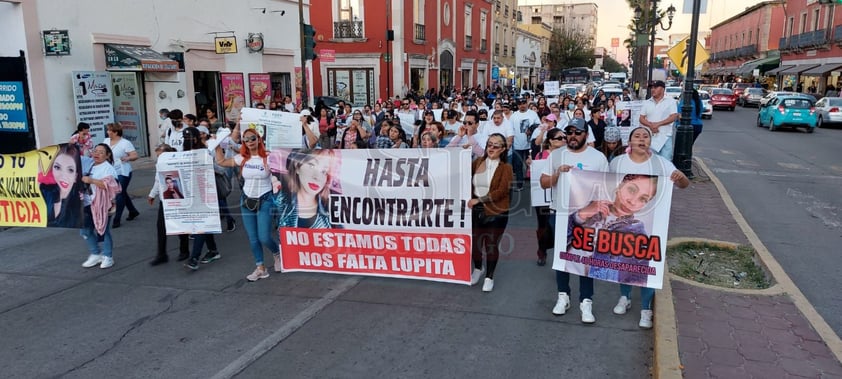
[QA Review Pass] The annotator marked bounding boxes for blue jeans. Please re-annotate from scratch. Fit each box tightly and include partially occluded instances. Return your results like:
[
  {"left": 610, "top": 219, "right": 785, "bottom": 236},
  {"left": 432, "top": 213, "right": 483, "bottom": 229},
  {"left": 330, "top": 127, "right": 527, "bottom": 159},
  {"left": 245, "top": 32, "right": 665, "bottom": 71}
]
[
  {"left": 656, "top": 135, "right": 674, "bottom": 161},
  {"left": 114, "top": 173, "right": 138, "bottom": 221},
  {"left": 190, "top": 234, "right": 218, "bottom": 260},
  {"left": 620, "top": 284, "right": 655, "bottom": 310},
  {"left": 511, "top": 149, "right": 529, "bottom": 187},
  {"left": 556, "top": 270, "right": 594, "bottom": 302},
  {"left": 80, "top": 207, "right": 113, "bottom": 258},
  {"left": 240, "top": 193, "right": 279, "bottom": 266}
]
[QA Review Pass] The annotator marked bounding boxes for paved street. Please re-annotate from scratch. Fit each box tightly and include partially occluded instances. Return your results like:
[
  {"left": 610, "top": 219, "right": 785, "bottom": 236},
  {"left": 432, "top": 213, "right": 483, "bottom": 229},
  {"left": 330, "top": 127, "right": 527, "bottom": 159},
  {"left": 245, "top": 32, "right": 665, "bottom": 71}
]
[
  {"left": 693, "top": 104, "right": 842, "bottom": 336},
  {"left": 0, "top": 164, "right": 652, "bottom": 378}
]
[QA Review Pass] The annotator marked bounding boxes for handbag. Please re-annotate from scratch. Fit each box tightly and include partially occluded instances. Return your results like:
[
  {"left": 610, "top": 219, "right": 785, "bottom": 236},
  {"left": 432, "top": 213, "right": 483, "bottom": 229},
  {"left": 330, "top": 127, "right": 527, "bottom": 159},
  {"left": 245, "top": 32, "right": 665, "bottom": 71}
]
[{"left": 243, "top": 196, "right": 260, "bottom": 212}]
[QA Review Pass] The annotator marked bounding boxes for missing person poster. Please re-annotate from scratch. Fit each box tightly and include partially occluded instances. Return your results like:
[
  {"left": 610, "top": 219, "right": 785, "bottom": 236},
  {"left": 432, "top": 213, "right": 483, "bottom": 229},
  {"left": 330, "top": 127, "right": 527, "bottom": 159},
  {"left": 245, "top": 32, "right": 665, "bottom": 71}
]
[
  {"left": 615, "top": 101, "right": 643, "bottom": 145},
  {"left": 240, "top": 107, "right": 304, "bottom": 150},
  {"left": 271, "top": 148, "right": 473, "bottom": 284},
  {"left": 0, "top": 144, "right": 85, "bottom": 228},
  {"left": 155, "top": 149, "right": 221, "bottom": 235},
  {"left": 552, "top": 170, "right": 673, "bottom": 289}
]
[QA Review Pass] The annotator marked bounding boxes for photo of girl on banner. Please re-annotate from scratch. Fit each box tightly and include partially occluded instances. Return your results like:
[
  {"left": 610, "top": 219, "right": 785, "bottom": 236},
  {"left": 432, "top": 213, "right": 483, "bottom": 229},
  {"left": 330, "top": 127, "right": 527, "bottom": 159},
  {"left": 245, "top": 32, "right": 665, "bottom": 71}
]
[
  {"left": 556, "top": 170, "right": 672, "bottom": 289},
  {"left": 38, "top": 144, "right": 85, "bottom": 228},
  {"left": 159, "top": 171, "right": 184, "bottom": 200},
  {"left": 270, "top": 149, "right": 342, "bottom": 228}
]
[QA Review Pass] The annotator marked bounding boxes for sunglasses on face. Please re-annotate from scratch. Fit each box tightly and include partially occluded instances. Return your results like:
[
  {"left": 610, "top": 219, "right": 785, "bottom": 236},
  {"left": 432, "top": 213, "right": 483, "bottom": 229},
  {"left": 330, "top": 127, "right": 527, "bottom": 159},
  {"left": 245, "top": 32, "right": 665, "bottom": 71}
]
[
  {"left": 243, "top": 135, "right": 258, "bottom": 142},
  {"left": 550, "top": 137, "right": 566, "bottom": 141},
  {"left": 486, "top": 142, "right": 504, "bottom": 149},
  {"left": 565, "top": 130, "right": 585, "bottom": 136}
]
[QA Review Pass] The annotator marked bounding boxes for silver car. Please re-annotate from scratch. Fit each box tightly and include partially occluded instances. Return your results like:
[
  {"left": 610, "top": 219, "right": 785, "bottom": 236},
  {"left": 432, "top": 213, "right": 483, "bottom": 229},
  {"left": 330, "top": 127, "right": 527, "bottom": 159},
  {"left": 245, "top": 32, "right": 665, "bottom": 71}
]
[
  {"left": 740, "top": 88, "right": 768, "bottom": 107},
  {"left": 815, "top": 97, "right": 842, "bottom": 128}
]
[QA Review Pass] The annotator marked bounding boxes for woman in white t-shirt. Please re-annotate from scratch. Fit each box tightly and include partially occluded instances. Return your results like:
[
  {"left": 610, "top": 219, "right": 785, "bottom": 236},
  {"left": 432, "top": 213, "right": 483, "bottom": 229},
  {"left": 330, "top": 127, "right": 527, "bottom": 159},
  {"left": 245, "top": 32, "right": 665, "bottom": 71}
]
[
  {"left": 104, "top": 122, "right": 139, "bottom": 228},
  {"left": 216, "top": 128, "right": 279, "bottom": 282},
  {"left": 607, "top": 125, "right": 689, "bottom": 329}
]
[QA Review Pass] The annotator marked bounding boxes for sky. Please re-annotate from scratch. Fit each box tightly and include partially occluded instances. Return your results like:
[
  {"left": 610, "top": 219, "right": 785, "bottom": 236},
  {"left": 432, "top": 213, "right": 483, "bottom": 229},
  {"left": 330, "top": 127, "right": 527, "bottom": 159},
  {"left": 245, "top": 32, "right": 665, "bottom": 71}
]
[{"left": 518, "top": 0, "right": 768, "bottom": 64}]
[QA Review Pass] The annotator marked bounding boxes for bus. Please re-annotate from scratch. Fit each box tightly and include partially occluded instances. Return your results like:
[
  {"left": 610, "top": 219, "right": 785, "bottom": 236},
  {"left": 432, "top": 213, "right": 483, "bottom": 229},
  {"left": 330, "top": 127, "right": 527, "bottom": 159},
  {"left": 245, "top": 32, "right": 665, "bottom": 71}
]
[
  {"left": 560, "top": 67, "right": 590, "bottom": 84},
  {"left": 591, "top": 69, "right": 605, "bottom": 83}
]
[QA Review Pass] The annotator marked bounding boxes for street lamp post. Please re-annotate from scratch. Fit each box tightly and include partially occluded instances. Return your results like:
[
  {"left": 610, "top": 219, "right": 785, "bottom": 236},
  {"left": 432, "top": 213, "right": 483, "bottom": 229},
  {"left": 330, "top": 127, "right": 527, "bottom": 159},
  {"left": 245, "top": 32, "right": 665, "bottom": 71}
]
[
  {"left": 633, "top": 1, "right": 676, "bottom": 98},
  {"left": 674, "top": 0, "right": 703, "bottom": 177}
]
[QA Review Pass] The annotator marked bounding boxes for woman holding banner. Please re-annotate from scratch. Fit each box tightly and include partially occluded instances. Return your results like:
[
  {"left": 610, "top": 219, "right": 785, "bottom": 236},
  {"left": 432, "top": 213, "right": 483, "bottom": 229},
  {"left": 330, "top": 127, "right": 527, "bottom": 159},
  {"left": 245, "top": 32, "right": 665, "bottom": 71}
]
[
  {"left": 467, "top": 133, "right": 513, "bottom": 292},
  {"left": 272, "top": 149, "right": 335, "bottom": 229},
  {"left": 40, "top": 143, "right": 84, "bottom": 228},
  {"left": 605, "top": 125, "right": 689, "bottom": 329},
  {"left": 215, "top": 128, "right": 279, "bottom": 281},
  {"left": 80, "top": 144, "right": 120, "bottom": 269}
]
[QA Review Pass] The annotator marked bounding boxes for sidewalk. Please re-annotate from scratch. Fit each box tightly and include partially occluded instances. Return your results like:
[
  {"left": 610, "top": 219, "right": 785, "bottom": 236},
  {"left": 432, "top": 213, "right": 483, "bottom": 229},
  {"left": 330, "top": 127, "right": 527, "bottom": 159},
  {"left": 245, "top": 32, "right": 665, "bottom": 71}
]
[{"left": 656, "top": 159, "right": 842, "bottom": 378}]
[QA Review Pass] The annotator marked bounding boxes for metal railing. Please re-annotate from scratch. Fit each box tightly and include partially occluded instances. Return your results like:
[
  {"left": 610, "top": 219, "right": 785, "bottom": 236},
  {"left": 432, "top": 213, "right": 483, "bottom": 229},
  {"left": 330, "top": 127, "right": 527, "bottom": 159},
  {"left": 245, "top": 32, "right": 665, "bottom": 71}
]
[
  {"left": 414, "top": 23, "right": 426, "bottom": 41},
  {"left": 780, "top": 29, "right": 829, "bottom": 50},
  {"left": 333, "top": 20, "right": 363, "bottom": 39}
]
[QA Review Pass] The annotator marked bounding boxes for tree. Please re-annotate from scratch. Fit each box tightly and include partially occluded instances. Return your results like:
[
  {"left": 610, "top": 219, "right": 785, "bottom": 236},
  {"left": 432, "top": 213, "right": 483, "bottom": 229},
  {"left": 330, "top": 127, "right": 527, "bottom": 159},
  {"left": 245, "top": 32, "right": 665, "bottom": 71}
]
[
  {"left": 602, "top": 56, "right": 627, "bottom": 73},
  {"left": 546, "top": 28, "right": 595, "bottom": 76}
]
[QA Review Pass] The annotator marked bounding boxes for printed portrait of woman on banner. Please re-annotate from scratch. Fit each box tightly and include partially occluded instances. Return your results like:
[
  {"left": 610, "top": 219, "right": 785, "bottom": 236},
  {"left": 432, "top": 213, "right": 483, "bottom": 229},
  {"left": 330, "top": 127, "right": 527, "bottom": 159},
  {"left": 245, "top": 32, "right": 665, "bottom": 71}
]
[
  {"left": 271, "top": 149, "right": 342, "bottom": 229},
  {"left": 567, "top": 173, "right": 660, "bottom": 286},
  {"left": 38, "top": 144, "right": 85, "bottom": 228}
]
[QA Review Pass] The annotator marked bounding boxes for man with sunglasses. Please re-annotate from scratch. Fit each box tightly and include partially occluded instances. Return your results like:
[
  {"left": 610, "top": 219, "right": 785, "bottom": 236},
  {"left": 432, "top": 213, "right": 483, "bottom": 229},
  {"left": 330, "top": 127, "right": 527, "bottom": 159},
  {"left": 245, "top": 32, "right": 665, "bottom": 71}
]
[
  {"left": 540, "top": 117, "right": 609, "bottom": 324},
  {"left": 448, "top": 110, "right": 484, "bottom": 158}
]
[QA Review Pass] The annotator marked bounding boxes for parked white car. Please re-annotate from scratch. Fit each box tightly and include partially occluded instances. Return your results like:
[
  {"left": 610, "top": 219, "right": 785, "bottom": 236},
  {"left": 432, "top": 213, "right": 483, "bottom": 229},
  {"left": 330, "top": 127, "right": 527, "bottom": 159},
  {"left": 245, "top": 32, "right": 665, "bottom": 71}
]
[
  {"left": 814, "top": 96, "right": 842, "bottom": 128},
  {"left": 665, "top": 86, "right": 683, "bottom": 100},
  {"left": 699, "top": 90, "right": 713, "bottom": 119}
]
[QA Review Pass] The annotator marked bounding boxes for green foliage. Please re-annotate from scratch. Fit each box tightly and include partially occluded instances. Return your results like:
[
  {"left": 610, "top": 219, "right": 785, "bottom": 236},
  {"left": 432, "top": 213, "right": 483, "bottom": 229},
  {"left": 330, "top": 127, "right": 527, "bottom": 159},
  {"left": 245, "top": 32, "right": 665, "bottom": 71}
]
[
  {"left": 602, "top": 55, "right": 626, "bottom": 73},
  {"left": 547, "top": 28, "right": 595, "bottom": 74}
]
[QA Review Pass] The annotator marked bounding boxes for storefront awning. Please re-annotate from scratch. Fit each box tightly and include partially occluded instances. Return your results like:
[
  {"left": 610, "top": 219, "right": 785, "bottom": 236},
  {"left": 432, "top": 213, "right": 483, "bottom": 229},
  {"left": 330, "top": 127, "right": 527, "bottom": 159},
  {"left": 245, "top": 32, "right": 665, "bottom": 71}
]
[
  {"left": 765, "top": 65, "right": 794, "bottom": 76},
  {"left": 779, "top": 64, "right": 819, "bottom": 75},
  {"left": 801, "top": 64, "right": 842, "bottom": 76},
  {"left": 104, "top": 44, "right": 179, "bottom": 72},
  {"left": 736, "top": 56, "right": 780, "bottom": 76}
]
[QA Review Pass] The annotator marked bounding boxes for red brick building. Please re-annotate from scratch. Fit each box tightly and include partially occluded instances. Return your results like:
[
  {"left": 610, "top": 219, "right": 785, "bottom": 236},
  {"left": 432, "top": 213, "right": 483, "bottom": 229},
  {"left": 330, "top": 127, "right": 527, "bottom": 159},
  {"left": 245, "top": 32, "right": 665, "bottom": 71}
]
[
  {"left": 706, "top": 0, "right": 786, "bottom": 82},
  {"left": 773, "top": 0, "right": 842, "bottom": 94},
  {"left": 309, "top": 0, "right": 492, "bottom": 105}
]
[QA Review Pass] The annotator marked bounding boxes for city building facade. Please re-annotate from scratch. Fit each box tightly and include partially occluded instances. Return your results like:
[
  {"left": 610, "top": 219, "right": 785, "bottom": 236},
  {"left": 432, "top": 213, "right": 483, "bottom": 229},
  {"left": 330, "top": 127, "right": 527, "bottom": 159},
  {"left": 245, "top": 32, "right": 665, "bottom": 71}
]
[
  {"left": 773, "top": 0, "right": 842, "bottom": 94},
  {"left": 706, "top": 1, "right": 785, "bottom": 82},
  {"left": 519, "top": 1, "right": 598, "bottom": 49},
  {"left": 0, "top": 0, "right": 304, "bottom": 155},
  {"left": 491, "top": 0, "right": 520, "bottom": 89},
  {"left": 514, "top": 28, "right": 542, "bottom": 90}
]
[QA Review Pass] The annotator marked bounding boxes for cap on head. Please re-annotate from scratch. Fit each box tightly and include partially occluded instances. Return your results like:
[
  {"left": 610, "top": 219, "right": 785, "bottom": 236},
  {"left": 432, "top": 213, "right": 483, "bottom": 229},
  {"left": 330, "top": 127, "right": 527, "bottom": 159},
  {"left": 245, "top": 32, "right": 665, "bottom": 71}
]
[
  {"left": 546, "top": 113, "right": 558, "bottom": 122},
  {"left": 565, "top": 117, "right": 587, "bottom": 132},
  {"left": 604, "top": 127, "right": 621, "bottom": 143},
  {"left": 300, "top": 109, "right": 311, "bottom": 117},
  {"left": 196, "top": 125, "right": 210, "bottom": 135},
  {"left": 649, "top": 80, "right": 666, "bottom": 88}
]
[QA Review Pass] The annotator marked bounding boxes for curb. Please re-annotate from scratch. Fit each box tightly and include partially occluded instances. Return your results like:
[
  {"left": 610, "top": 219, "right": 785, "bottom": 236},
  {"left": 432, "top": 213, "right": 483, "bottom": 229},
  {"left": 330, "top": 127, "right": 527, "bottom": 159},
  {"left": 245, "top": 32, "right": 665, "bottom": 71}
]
[{"left": 653, "top": 157, "right": 842, "bottom": 378}]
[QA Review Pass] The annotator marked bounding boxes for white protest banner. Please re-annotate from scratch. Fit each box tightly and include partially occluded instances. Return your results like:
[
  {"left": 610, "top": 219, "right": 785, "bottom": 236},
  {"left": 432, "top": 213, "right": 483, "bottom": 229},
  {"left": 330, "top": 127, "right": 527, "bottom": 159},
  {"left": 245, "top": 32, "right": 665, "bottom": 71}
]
[
  {"left": 529, "top": 159, "right": 553, "bottom": 207},
  {"left": 72, "top": 71, "right": 114, "bottom": 144},
  {"left": 156, "top": 149, "right": 221, "bottom": 235},
  {"left": 552, "top": 170, "right": 673, "bottom": 289},
  {"left": 270, "top": 148, "right": 473, "bottom": 284},
  {"left": 396, "top": 112, "right": 417, "bottom": 137},
  {"left": 615, "top": 100, "right": 644, "bottom": 145},
  {"left": 544, "top": 81, "right": 560, "bottom": 96},
  {"left": 432, "top": 109, "right": 443, "bottom": 122},
  {"left": 240, "top": 107, "right": 303, "bottom": 150}
]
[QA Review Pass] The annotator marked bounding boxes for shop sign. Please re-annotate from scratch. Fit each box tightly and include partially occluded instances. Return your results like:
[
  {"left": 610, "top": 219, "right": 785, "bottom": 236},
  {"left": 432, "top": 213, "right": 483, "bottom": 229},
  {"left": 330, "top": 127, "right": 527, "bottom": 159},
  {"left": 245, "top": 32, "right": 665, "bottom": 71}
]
[
  {"left": 319, "top": 49, "right": 336, "bottom": 63},
  {"left": 0, "top": 82, "right": 29, "bottom": 133},
  {"left": 215, "top": 36, "right": 238, "bottom": 54},
  {"left": 247, "top": 33, "right": 264, "bottom": 53},
  {"left": 42, "top": 30, "right": 71, "bottom": 56}
]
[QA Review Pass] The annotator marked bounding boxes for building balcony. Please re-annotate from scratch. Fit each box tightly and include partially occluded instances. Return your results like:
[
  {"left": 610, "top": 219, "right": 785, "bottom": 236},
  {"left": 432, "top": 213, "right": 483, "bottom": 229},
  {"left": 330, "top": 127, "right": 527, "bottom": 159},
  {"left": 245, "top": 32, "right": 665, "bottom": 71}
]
[
  {"left": 781, "top": 29, "right": 829, "bottom": 51},
  {"left": 414, "top": 23, "right": 426, "bottom": 42},
  {"left": 333, "top": 20, "right": 364, "bottom": 39},
  {"left": 466, "top": 35, "right": 473, "bottom": 50},
  {"left": 480, "top": 39, "right": 487, "bottom": 53}
]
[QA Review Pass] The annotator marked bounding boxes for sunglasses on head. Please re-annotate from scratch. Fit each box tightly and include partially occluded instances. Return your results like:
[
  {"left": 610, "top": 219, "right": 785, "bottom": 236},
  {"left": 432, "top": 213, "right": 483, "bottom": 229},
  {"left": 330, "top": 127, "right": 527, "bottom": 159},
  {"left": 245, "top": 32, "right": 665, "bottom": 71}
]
[
  {"left": 565, "top": 130, "right": 585, "bottom": 136},
  {"left": 243, "top": 135, "right": 258, "bottom": 142}
]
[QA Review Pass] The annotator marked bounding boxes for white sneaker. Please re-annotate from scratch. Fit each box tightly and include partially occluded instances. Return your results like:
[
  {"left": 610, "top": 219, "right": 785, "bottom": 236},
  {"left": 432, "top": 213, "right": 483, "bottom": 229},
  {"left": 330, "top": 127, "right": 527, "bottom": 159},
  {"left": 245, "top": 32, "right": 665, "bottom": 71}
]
[
  {"left": 580, "top": 299, "right": 596, "bottom": 324},
  {"left": 552, "top": 292, "right": 571, "bottom": 315},
  {"left": 99, "top": 257, "right": 114, "bottom": 269},
  {"left": 470, "top": 268, "right": 484, "bottom": 286},
  {"left": 613, "top": 296, "right": 631, "bottom": 315},
  {"left": 82, "top": 254, "right": 103, "bottom": 268},
  {"left": 482, "top": 278, "right": 494, "bottom": 292},
  {"left": 639, "top": 310, "right": 653, "bottom": 329}
]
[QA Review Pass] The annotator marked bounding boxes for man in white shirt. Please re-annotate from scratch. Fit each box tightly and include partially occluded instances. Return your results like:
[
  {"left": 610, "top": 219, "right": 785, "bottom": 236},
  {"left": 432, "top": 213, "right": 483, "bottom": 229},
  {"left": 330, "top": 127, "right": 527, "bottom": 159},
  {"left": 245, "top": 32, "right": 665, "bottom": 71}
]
[
  {"left": 639, "top": 80, "right": 679, "bottom": 161},
  {"left": 508, "top": 98, "right": 541, "bottom": 191},
  {"left": 478, "top": 110, "right": 514, "bottom": 148},
  {"left": 540, "top": 117, "right": 609, "bottom": 324}
]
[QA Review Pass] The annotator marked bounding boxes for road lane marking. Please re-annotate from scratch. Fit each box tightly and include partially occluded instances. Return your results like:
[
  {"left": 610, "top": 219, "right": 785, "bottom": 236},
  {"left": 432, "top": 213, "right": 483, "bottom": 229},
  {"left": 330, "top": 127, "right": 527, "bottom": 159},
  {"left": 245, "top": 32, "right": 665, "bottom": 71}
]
[
  {"left": 719, "top": 149, "right": 737, "bottom": 155},
  {"left": 211, "top": 277, "right": 362, "bottom": 379},
  {"left": 696, "top": 158, "right": 842, "bottom": 363},
  {"left": 778, "top": 162, "right": 806, "bottom": 170},
  {"left": 734, "top": 159, "right": 759, "bottom": 167},
  {"left": 710, "top": 167, "right": 842, "bottom": 180},
  {"left": 786, "top": 188, "right": 841, "bottom": 229}
]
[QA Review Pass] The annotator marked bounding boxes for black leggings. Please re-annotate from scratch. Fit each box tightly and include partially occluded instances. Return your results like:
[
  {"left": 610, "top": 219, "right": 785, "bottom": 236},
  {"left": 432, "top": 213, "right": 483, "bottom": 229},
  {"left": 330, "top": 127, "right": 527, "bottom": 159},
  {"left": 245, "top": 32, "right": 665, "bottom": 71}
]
[
  {"left": 534, "top": 206, "right": 554, "bottom": 259},
  {"left": 472, "top": 210, "right": 509, "bottom": 279},
  {"left": 156, "top": 203, "right": 189, "bottom": 258}
]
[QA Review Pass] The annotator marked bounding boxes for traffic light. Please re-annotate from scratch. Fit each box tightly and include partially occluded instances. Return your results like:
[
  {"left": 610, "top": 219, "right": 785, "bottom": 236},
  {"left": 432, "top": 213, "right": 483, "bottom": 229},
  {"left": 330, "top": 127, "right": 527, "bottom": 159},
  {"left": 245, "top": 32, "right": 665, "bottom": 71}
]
[{"left": 303, "top": 24, "right": 317, "bottom": 61}]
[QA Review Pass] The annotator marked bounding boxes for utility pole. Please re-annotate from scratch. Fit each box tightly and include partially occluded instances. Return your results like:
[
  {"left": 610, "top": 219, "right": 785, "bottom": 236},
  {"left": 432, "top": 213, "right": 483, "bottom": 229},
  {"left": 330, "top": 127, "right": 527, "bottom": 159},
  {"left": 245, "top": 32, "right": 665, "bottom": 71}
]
[
  {"left": 298, "top": 0, "right": 308, "bottom": 108},
  {"left": 674, "top": 0, "right": 701, "bottom": 177}
]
